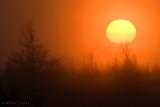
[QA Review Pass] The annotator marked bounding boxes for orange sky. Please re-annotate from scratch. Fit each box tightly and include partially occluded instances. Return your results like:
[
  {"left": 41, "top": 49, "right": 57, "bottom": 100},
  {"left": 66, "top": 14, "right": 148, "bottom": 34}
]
[
  {"left": 1, "top": 0, "right": 160, "bottom": 67},
  {"left": 33, "top": 0, "right": 160, "bottom": 66}
]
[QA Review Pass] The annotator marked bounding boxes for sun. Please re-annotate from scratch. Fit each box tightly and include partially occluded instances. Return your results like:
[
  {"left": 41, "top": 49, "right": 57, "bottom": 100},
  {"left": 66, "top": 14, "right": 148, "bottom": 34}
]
[{"left": 106, "top": 19, "right": 136, "bottom": 43}]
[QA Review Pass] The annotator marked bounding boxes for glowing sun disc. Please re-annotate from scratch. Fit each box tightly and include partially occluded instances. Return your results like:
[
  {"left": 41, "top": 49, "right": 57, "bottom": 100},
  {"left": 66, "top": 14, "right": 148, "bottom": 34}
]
[{"left": 106, "top": 19, "right": 136, "bottom": 43}]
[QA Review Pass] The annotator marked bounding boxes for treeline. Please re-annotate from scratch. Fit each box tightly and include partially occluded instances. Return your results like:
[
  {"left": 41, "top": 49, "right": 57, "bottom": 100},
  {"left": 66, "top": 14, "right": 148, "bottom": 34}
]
[{"left": 1, "top": 23, "right": 160, "bottom": 106}]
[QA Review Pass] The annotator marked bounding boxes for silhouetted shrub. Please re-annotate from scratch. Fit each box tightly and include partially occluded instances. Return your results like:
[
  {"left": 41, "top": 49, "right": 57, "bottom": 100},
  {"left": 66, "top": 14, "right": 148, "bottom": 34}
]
[{"left": 5, "top": 23, "right": 61, "bottom": 73}]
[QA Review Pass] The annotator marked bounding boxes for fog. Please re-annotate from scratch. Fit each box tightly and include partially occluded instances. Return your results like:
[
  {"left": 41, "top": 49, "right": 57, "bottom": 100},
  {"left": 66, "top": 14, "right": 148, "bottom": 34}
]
[{"left": 1, "top": 0, "right": 160, "bottom": 67}]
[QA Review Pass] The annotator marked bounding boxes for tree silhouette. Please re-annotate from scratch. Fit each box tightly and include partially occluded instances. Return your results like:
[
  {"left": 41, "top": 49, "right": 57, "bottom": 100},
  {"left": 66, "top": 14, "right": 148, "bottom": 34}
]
[
  {"left": 69, "top": 60, "right": 76, "bottom": 73},
  {"left": 121, "top": 43, "right": 138, "bottom": 72},
  {"left": 152, "top": 62, "right": 160, "bottom": 78},
  {"left": 6, "top": 22, "right": 60, "bottom": 72},
  {"left": 88, "top": 52, "right": 94, "bottom": 74},
  {"left": 111, "top": 57, "right": 120, "bottom": 72},
  {"left": 81, "top": 52, "right": 99, "bottom": 77}
]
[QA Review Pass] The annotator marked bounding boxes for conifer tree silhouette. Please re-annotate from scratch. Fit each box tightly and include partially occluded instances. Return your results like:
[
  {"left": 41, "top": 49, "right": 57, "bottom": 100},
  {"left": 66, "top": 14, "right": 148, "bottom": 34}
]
[{"left": 6, "top": 22, "right": 60, "bottom": 72}]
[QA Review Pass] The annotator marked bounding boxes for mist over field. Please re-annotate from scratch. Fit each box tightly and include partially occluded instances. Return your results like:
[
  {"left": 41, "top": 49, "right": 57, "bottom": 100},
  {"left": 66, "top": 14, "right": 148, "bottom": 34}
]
[
  {"left": 0, "top": 23, "right": 160, "bottom": 106},
  {"left": 1, "top": 0, "right": 160, "bottom": 106}
]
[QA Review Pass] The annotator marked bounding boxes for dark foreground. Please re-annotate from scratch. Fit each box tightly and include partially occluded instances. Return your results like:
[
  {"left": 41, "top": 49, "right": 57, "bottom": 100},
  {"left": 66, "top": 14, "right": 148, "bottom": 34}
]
[{"left": 1, "top": 69, "right": 160, "bottom": 107}]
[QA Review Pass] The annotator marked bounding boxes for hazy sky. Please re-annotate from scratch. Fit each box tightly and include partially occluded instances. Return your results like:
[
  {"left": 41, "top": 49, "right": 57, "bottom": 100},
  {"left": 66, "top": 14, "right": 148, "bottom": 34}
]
[{"left": 1, "top": 0, "right": 160, "bottom": 67}]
